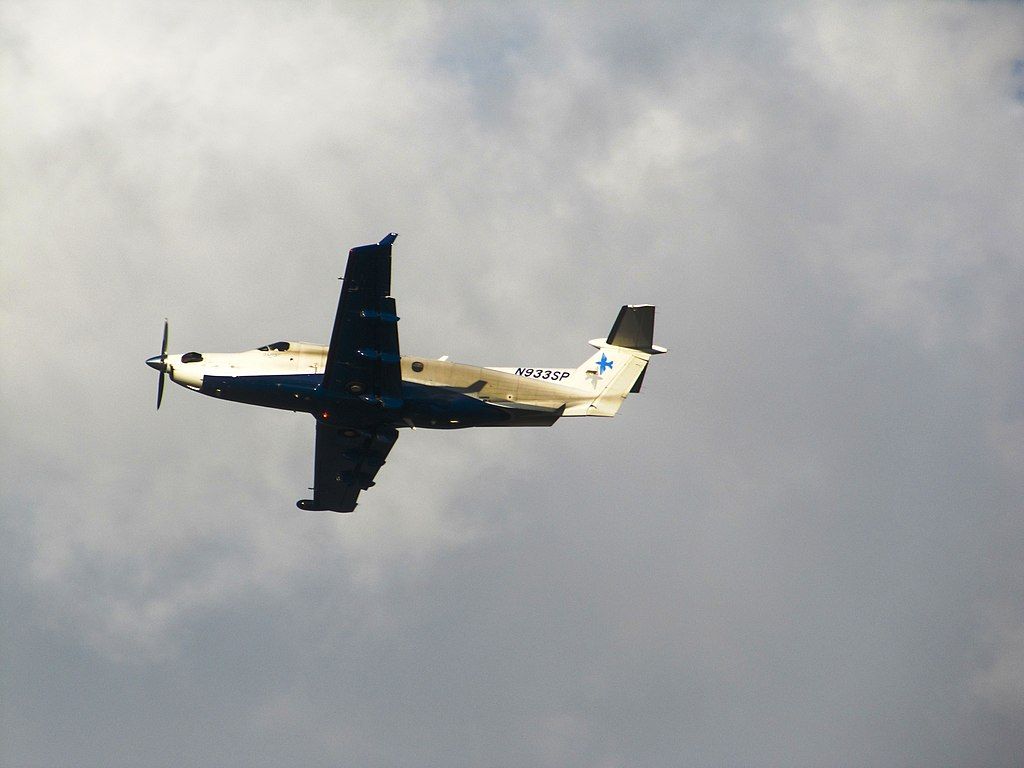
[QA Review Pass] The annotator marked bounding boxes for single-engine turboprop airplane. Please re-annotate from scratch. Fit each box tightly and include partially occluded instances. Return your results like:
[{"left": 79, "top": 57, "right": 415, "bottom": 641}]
[{"left": 146, "top": 234, "right": 666, "bottom": 513}]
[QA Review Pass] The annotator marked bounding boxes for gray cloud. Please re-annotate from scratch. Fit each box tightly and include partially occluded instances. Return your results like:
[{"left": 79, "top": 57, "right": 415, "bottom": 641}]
[{"left": 2, "top": 1, "right": 1023, "bottom": 766}]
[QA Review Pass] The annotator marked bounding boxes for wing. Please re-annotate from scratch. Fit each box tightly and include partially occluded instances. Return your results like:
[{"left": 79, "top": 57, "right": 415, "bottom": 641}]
[
  {"left": 321, "top": 233, "right": 402, "bottom": 405},
  {"left": 296, "top": 424, "right": 399, "bottom": 513},
  {"left": 297, "top": 234, "right": 402, "bottom": 513}
]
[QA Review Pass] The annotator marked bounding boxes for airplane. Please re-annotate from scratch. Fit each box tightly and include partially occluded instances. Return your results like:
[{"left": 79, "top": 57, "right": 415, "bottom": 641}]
[{"left": 146, "top": 234, "right": 666, "bottom": 513}]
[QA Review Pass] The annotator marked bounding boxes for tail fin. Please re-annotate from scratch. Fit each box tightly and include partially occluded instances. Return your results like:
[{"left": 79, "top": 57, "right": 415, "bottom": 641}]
[{"left": 563, "top": 305, "right": 666, "bottom": 417}]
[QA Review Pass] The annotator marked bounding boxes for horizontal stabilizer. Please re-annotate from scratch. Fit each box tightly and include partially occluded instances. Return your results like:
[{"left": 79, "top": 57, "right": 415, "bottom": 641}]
[{"left": 606, "top": 305, "right": 666, "bottom": 354}]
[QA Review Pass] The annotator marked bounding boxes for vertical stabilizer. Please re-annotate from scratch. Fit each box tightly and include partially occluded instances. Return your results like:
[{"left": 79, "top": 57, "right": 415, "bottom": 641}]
[{"left": 562, "top": 305, "right": 666, "bottom": 417}]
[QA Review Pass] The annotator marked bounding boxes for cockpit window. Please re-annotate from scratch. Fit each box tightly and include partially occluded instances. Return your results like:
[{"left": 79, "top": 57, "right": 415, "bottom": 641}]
[
  {"left": 181, "top": 352, "right": 204, "bottom": 363},
  {"left": 257, "top": 341, "right": 291, "bottom": 352}
]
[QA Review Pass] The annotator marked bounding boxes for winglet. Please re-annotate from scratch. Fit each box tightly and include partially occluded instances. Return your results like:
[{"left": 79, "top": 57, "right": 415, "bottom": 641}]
[{"left": 378, "top": 232, "right": 398, "bottom": 246}]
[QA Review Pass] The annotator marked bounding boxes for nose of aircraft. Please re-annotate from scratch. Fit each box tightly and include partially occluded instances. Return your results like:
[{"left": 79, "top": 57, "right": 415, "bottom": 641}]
[{"left": 146, "top": 355, "right": 165, "bottom": 372}]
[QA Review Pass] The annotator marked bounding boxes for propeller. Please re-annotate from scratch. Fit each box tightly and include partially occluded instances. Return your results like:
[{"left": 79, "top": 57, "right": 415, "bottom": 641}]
[
  {"left": 145, "top": 319, "right": 170, "bottom": 410},
  {"left": 158, "top": 319, "right": 168, "bottom": 409}
]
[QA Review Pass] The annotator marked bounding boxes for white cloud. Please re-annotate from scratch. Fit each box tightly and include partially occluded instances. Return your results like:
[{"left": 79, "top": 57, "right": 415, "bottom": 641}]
[{"left": 3, "top": 1, "right": 1023, "bottom": 766}]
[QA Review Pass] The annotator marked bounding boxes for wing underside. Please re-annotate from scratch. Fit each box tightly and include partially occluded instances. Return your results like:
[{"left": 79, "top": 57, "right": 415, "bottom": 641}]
[
  {"left": 297, "top": 234, "right": 403, "bottom": 513},
  {"left": 297, "top": 424, "right": 398, "bottom": 513},
  {"left": 321, "top": 233, "right": 402, "bottom": 404}
]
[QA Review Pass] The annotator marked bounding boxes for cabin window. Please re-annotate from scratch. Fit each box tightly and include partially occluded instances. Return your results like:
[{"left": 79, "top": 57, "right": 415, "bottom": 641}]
[
  {"left": 411, "top": 361, "right": 424, "bottom": 373},
  {"left": 181, "top": 352, "right": 204, "bottom": 363},
  {"left": 257, "top": 341, "right": 291, "bottom": 352}
]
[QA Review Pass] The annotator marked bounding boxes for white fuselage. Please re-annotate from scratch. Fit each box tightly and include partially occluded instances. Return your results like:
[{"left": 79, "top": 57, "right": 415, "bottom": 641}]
[{"left": 164, "top": 341, "right": 647, "bottom": 418}]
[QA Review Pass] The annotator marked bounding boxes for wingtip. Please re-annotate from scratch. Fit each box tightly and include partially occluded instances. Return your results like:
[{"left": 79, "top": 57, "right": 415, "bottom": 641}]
[{"left": 379, "top": 232, "right": 398, "bottom": 246}]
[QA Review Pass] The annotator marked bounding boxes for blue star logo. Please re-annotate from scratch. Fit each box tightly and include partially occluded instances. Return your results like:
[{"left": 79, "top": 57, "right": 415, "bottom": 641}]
[{"left": 596, "top": 353, "right": 614, "bottom": 375}]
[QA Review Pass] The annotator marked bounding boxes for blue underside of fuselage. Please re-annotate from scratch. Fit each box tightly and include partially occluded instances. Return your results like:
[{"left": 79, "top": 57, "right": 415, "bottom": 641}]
[{"left": 198, "top": 373, "right": 561, "bottom": 428}]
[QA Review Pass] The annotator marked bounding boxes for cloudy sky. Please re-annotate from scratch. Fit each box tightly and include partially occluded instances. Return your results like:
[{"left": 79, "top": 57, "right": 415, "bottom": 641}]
[{"left": 2, "top": 1, "right": 1023, "bottom": 766}]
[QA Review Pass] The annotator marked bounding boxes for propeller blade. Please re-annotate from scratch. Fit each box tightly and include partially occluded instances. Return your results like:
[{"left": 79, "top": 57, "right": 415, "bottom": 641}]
[{"left": 156, "top": 319, "right": 169, "bottom": 410}]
